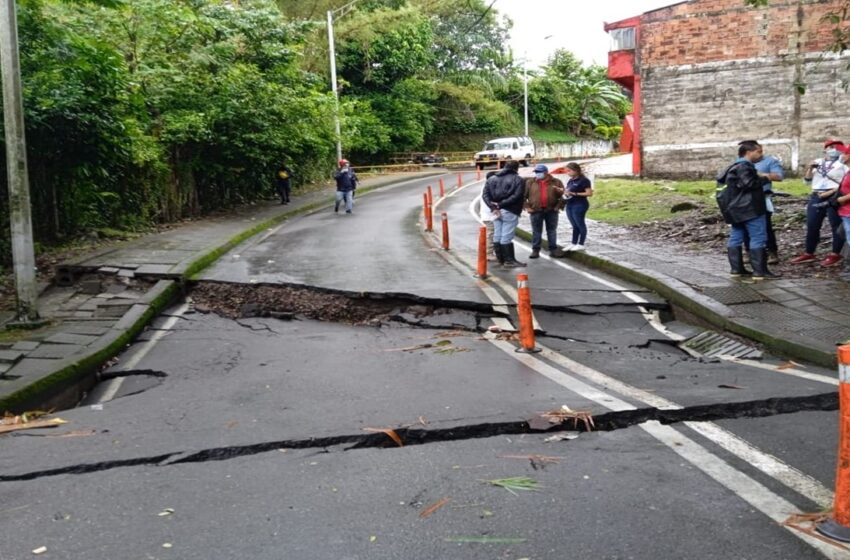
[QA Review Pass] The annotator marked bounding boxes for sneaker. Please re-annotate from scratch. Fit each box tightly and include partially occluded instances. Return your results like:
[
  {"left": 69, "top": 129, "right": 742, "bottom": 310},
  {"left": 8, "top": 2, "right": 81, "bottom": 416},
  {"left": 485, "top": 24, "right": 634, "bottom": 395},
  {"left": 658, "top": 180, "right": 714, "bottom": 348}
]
[
  {"left": 820, "top": 253, "right": 843, "bottom": 267},
  {"left": 789, "top": 252, "right": 815, "bottom": 264},
  {"left": 572, "top": 244, "right": 586, "bottom": 252},
  {"left": 346, "top": 210, "right": 352, "bottom": 214}
]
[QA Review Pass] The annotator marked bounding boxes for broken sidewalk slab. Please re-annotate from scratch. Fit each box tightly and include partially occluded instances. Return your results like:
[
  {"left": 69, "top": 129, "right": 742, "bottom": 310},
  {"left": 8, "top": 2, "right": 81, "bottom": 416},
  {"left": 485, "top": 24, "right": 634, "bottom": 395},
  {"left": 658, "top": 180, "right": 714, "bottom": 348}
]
[
  {"left": 44, "top": 333, "right": 100, "bottom": 346},
  {"left": 0, "top": 350, "right": 25, "bottom": 364}
]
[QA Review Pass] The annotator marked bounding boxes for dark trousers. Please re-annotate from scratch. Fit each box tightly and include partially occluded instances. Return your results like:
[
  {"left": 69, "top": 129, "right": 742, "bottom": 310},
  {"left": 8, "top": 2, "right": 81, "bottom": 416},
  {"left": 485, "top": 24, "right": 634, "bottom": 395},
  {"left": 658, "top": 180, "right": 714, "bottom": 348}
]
[
  {"left": 566, "top": 203, "right": 589, "bottom": 245},
  {"left": 805, "top": 193, "right": 843, "bottom": 254},
  {"left": 276, "top": 181, "right": 291, "bottom": 203},
  {"left": 529, "top": 210, "right": 559, "bottom": 250},
  {"left": 743, "top": 212, "right": 778, "bottom": 253}
]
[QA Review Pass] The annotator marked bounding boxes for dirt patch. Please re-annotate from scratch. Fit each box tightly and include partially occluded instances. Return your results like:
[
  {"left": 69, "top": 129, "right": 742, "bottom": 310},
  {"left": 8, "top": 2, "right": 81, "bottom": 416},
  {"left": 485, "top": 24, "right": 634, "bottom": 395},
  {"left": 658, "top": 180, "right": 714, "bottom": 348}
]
[
  {"left": 604, "top": 195, "right": 846, "bottom": 280},
  {"left": 189, "top": 281, "right": 487, "bottom": 326}
]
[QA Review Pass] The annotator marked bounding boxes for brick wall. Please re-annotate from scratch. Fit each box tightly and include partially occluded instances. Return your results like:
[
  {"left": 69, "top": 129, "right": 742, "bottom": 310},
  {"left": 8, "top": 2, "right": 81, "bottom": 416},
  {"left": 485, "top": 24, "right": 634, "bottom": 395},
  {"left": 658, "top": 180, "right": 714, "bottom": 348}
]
[{"left": 638, "top": 0, "right": 850, "bottom": 178}]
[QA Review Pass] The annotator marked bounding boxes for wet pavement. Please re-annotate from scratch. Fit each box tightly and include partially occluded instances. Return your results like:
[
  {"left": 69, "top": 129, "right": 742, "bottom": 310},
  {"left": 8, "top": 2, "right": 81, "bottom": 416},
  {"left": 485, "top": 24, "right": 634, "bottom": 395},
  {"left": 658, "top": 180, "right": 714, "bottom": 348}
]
[{"left": 1, "top": 166, "right": 848, "bottom": 559}]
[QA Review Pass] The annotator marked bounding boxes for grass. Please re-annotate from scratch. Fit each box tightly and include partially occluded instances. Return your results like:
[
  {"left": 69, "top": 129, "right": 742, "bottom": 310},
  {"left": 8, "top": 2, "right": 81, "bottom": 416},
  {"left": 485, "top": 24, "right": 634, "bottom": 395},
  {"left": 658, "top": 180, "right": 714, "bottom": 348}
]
[
  {"left": 529, "top": 126, "right": 578, "bottom": 144},
  {"left": 590, "top": 178, "right": 809, "bottom": 226}
]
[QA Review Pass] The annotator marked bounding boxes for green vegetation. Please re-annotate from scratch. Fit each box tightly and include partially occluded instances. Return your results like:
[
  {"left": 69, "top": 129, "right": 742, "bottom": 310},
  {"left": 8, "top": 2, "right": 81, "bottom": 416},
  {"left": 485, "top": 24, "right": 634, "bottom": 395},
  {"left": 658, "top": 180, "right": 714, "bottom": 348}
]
[
  {"left": 591, "top": 178, "right": 808, "bottom": 226},
  {"left": 0, "top": 0, "right": 630, "bottom": 263}
]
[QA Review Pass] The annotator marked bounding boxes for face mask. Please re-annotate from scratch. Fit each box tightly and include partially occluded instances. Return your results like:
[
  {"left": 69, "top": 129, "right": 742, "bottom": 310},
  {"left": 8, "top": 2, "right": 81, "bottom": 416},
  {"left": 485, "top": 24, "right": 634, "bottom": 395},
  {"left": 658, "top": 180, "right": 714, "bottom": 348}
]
[
  {"left": 534, "top": 172, "right": 545, "bottom": 179},
  {"left": 827, "top": 149, "right": 841, "bottom": 159}
]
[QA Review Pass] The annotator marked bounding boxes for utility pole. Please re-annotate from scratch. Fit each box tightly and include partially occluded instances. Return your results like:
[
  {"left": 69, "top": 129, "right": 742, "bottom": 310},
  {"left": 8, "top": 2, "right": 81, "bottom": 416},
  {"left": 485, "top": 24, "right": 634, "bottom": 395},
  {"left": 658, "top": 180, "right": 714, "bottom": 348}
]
[
  {"left": 327, "top": 10, "right": 342, "bottom": 162},
  {"left": 0, "top": 0, "right": 40, "bottom": 324},
  {"left": 523, "top": 60, "right": 529, "bottom": 137}
]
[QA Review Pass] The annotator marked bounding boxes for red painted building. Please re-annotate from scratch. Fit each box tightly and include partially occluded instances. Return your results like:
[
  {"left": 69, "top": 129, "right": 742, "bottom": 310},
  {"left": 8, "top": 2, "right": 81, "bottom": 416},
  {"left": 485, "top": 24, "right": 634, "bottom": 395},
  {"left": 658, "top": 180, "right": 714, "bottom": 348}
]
[{"left": 604, "top": 0, "right": 850, "bottom": 179}]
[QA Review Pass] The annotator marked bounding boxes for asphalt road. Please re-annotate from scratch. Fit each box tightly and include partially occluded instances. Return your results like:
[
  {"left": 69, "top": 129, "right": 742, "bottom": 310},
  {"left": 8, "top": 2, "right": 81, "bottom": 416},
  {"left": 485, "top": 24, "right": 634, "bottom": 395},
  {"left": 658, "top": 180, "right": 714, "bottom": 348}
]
[{"left": 0, "top": 170, "right": 845, "bottom": 560}]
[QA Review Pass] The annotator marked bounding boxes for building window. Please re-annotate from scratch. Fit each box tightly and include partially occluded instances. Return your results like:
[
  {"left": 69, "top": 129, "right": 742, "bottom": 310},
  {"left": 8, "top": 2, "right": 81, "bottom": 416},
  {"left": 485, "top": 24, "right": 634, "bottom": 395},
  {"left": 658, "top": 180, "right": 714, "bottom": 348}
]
[{"left": 609, "top": 27, "right": 635, "bottom": 51}]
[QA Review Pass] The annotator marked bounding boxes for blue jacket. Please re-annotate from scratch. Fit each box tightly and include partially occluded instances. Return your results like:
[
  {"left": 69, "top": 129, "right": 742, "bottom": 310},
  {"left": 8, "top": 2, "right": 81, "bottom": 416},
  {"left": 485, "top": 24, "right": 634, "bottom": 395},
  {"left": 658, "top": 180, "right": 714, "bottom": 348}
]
[{"left": 334, "top": 168, "right": 358, "bottom": 192}]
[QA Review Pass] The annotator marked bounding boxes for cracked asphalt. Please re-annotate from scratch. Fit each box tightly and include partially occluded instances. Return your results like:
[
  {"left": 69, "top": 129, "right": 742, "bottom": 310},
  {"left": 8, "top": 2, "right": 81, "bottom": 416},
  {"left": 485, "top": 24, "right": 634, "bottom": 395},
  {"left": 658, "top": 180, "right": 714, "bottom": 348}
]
[{"left": 0, "top": 172, "right": 845, "bottom": 559}]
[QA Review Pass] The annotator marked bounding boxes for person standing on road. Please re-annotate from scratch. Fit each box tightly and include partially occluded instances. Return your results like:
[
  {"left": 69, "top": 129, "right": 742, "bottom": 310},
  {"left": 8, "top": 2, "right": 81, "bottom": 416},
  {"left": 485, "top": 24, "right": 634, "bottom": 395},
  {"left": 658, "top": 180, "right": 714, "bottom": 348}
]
[
  {"left": 334, "top": 159, "right": 358, "bottom": 214},
  {"left": 831, "top": 144, "right": 850, "bottom": 281},
  {"left": 789, "top": 139, "right": 847, "bottom": 267},
  {"left": 482, "top": 160, "right": 526, "bottom": 268},
  {"left": 717, "top": 140, "right": 777, "bottom": 280},
  {"left": 275, "top": 160, "right": 293, "bottom": 205},
  {"left": 524, "top": 164, "right": 566, "bottom": 258},
  {"left": 563, "top": 162, "right": 593, "bottom": 251},
  {"left": 741, "top": 146, "right": 784, "bottom": 265}
]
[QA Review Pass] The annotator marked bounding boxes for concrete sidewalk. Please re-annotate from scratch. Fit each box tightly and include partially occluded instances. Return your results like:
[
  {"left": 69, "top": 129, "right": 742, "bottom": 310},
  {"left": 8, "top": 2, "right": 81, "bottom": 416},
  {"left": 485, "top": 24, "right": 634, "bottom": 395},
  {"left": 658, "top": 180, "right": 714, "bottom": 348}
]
[
  {"left": 0, "top": 171, "right": 439, "bottom": 412},
  {"left": 516, "top": 159, "right": 850, "bottom": 369}
]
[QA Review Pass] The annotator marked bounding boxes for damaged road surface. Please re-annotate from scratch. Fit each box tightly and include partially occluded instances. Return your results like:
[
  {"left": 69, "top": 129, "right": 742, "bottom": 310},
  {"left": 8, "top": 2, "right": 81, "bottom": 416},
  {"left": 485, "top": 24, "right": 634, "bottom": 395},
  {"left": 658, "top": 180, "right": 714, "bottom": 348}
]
[{"left": 0, "top": 173, "right": 845, "bottom": 559}]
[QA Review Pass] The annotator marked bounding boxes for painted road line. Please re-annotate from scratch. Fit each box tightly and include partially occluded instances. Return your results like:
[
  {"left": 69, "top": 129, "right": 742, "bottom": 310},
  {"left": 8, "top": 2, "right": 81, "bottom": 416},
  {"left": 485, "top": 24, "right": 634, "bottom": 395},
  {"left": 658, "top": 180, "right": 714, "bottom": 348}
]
[
  {"left": 722, "top": 357, "right": 838, "bottom": 387},
  {"left": 95, "top": 303, "right": 191, "bottom": 404},
  {"left": 488, "top": 334, "right": 842, "bottom": 557}
]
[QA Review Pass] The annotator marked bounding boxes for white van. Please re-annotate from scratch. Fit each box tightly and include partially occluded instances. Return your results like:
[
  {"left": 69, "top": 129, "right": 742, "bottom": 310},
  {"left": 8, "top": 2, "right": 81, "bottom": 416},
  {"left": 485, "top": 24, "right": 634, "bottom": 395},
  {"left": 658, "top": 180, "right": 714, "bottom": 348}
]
[{"left": 474, "top": 136, "right": 535, "bottom": 169}]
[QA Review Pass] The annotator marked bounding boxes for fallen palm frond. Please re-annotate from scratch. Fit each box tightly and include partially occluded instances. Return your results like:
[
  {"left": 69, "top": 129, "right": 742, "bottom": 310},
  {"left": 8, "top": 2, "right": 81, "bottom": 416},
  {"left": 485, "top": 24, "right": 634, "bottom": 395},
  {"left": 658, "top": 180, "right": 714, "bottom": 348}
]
[
  {"left": 362, "top": 427, "right": 403, "bottom": 447},
  {"left": 419, "top": 497, "right": 450, "bottom": 519},
  {"left": 484, "top": 477, "right": 540, "bottom": 495},
  {"left": 540, "top": 405, "right": 595, "bottom": 432},
  {"left": 0, "top": 415, "right": 67, "bottom": 435}
]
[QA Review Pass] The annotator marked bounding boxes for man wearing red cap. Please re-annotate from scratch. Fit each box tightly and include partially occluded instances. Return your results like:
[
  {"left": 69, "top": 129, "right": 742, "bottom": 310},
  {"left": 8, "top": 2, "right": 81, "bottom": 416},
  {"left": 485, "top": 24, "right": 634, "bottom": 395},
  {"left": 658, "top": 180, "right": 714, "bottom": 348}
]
[{"left": 789, "top": 139, "right": 847, "bottom": 266}]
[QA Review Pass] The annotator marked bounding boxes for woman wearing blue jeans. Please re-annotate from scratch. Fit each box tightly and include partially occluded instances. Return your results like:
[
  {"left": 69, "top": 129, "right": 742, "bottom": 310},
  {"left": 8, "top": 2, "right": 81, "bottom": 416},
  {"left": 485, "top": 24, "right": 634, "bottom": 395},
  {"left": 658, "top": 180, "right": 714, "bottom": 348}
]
[{"left": 564, "top": 162, "right": 593, "bottom": 251}]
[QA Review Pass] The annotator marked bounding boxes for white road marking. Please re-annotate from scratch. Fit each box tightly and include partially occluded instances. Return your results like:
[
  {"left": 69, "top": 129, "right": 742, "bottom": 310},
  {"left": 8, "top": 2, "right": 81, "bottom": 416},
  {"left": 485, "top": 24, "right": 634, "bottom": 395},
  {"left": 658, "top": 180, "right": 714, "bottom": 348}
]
[
  {"left": 722, "top": 357, "right": 838, "bottom": 387},
  {"left": 95, "top": 303, "right": 191, "bottom": 404},
  {"left": 487, "top": 335, "right": 842, "bottom": 557}
]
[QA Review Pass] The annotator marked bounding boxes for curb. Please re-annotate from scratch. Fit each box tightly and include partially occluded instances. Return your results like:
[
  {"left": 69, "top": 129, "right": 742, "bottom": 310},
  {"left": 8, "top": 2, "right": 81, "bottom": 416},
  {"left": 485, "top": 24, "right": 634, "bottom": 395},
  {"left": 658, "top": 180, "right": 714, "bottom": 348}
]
[
  {"left": 515, "top": 227, "right": 837, "bottom": 369},
  {"left": 0, "top": 172, "right": 444, "bottom": 413}
]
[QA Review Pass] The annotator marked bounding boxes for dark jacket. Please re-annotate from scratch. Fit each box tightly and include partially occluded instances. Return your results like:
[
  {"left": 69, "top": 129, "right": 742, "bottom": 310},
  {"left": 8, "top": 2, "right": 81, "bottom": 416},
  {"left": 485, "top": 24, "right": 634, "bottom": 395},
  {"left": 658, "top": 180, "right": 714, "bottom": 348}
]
[
  {"left": 716, "top": 160, "right": 769, "bottom": 225},
  {"left": 524, "top": 175, "right": 565, "bottom": 212},
  {"left": 334, "top": 167, "right": 358, "bottom": 192},
  {"left": 482, "top": 167, "right": 525, "bottom": 215}
]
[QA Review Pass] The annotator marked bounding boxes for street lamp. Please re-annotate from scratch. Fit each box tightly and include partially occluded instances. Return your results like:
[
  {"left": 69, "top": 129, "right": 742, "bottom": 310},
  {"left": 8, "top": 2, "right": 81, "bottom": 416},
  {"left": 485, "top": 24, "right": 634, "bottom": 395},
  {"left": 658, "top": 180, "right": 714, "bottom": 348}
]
[
  {"left": 522, "top": 36, "right": 553, "bottom": 138},
  {"left": 326, "top": 0, "right": 358, "bottom": 163}
]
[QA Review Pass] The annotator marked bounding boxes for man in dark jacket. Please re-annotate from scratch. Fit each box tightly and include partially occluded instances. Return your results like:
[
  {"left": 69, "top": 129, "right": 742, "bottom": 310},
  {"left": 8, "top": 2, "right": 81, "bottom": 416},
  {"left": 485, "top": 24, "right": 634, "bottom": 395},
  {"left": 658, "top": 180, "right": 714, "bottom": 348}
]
[
  {"left": 275, "top": 160, "right": 293, "bottom": 205},
  {"left": 717, "top": 140, "right": 777, "bottom": 280},
  {"left": 482, "top": 160, "right": 526, "bottom": 267},
  {"left": 334, "top": 159, "right": 358, "bottom": 214},
  {"left": 524, "top": 163, "right": 566, "bottom": 258}
]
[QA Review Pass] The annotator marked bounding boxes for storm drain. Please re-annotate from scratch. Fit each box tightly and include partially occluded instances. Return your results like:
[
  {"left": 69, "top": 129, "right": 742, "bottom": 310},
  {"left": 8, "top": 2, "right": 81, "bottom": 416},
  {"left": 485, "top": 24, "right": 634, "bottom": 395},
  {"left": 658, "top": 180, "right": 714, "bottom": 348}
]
[{"left": 679, "top": 330, "right": 762, "bottom": 360}]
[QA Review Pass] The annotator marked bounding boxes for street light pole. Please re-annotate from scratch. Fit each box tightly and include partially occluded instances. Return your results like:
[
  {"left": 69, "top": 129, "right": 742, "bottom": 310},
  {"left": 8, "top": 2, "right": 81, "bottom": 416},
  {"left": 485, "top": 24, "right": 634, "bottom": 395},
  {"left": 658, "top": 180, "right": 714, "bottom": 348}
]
[
  {"left": 523, "top": 58, "right": 529, "bottom": 137},
  {"left": 0, "top": 0, "right": 39, "bottom": 324},
  {"left": 327, "top": 10, "right": 342, "bottom": 162}
]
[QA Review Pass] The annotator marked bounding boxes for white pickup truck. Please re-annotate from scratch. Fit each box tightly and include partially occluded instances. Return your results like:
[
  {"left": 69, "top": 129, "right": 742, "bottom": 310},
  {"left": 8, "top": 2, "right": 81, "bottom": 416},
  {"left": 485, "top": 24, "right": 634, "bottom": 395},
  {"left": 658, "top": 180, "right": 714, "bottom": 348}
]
[{"left": 474, "top": 136, "right": 535, "bottom": 169}]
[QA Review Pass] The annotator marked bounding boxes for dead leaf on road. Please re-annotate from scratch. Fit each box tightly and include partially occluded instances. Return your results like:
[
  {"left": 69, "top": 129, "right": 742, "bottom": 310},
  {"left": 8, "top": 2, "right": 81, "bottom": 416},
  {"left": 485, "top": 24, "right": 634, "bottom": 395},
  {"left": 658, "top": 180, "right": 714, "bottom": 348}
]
[
  {"left": 363, "top": 427, "right": 403, "bottom": 447},
  {"left": 776, "top": 361, "right": 803, "bottom": 370},
  {"left": 0, "top": 418, "right": 68, "bottom": 435},
  {"left": 419, "top": 497, "right": 450, "bottom": 519}
]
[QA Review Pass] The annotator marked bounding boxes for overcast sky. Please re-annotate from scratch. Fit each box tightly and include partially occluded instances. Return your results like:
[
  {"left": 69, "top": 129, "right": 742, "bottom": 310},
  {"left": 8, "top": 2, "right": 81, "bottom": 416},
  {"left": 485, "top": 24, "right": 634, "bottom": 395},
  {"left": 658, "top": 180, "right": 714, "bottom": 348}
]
[{"left": 492, "top": 0, "right": 680, "bottom": 67}]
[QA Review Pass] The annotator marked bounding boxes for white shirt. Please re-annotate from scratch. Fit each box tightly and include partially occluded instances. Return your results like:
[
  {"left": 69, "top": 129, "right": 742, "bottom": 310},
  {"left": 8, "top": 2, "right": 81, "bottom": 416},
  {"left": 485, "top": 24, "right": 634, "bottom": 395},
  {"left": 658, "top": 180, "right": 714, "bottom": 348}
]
[{"left": 809, "top": 158, "right": 847, "bottom": 192}]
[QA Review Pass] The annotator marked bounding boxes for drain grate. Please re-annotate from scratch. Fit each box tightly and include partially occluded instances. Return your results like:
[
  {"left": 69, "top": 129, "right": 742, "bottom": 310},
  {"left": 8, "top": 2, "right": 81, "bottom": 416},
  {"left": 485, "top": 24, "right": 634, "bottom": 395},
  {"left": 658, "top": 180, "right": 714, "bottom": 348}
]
[
  {"left": 701, "top": 285, "right": 767, "bottom": 305},
  {"left": 680, "top": 331, "right": 762, "bottom": 360}
]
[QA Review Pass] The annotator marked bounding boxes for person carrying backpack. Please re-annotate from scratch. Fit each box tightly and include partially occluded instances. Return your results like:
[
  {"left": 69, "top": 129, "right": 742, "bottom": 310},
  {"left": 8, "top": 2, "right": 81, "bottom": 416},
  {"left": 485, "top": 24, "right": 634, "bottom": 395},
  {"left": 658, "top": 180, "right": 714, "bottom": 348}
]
[
  {"left": 716, "top": 140, "right": 777, "bottom": 280},
  {"left": 275, "top": 160, "right": 293, "bottom": 205}
]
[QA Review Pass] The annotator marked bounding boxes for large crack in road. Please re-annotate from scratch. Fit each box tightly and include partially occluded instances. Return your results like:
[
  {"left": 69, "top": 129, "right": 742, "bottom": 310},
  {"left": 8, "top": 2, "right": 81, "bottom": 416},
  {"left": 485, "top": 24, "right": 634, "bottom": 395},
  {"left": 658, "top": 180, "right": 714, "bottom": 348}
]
[{"left": 0, "top": 391, "right": 836, "bottom": 482}]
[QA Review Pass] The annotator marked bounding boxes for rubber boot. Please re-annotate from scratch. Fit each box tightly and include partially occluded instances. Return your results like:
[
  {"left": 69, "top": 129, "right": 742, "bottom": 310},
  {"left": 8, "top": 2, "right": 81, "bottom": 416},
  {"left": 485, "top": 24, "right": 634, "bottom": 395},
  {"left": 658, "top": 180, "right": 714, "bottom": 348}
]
[
  {"left": 751, "top": 248, "right": 780, "bottom": 280},
  {"left": 502, "top": 243, "right": 526, "bottom": 268},
  {"left": 493, "top": 244, "right": 504, "bottom": 265},
  {"left": 727, "top": 246, "right": 751, "bottom": 277},
  {"left": 529, "top": 247, "right": 541, "bottom": 259}
]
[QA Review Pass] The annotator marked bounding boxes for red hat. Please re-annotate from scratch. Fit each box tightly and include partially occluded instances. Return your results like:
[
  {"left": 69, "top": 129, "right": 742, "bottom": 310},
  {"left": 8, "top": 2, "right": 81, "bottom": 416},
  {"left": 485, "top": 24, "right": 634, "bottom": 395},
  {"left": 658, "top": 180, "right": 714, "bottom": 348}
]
[
  {"left": 338, "top": 159, "right": 349, "bottom": 166},
  {"left": 835, "top": 144, "right": 850, "bottom": 155},
  {"left": 824, "top": 138, "right": 844, "bottom": 148}
]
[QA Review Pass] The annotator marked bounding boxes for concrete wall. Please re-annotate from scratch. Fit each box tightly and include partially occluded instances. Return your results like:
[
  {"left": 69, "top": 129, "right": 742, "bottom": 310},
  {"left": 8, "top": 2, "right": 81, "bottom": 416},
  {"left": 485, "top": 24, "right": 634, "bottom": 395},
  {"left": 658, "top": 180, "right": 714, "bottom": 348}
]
[
  {"left": 536, "top": 140, "right": 614, "bottom": 159},
  {"left": 637, "top": 0, "right": 849, "bottom": 178}
]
